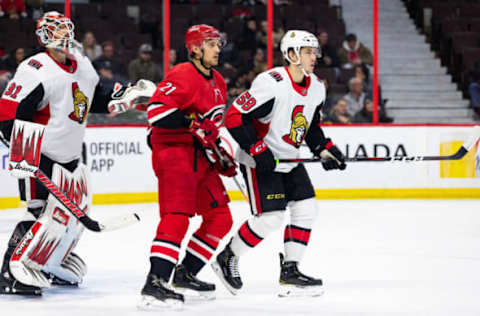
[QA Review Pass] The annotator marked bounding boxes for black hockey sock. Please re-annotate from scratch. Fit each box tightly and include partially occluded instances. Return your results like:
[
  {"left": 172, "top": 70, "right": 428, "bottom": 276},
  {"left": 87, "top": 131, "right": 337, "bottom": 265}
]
[
  {"left": 149, "top": 257, "right": 175, "bottom": 281},
  {"left": 181, "top": 251, "right": 205, "bottom": 276}
]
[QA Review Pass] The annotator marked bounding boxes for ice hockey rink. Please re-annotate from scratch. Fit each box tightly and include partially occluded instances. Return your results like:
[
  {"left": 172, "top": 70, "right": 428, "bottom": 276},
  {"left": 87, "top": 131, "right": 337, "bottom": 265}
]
[{"left": 1, "top": 199, "right": 480, "bottom": 316}]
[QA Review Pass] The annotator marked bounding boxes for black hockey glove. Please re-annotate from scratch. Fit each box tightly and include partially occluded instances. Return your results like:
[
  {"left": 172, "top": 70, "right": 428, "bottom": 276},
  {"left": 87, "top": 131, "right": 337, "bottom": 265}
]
[
  {"left": 249, "top": 140, "right": 277, "bottom": 172},
  {"left": 313, "top": 138, "right": 346, "bottom": 171}
]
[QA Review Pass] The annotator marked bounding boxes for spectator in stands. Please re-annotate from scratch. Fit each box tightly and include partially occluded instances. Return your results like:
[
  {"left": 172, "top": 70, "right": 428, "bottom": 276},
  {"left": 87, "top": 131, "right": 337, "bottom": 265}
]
[
  {"left": 251, "top": 48, "right": 267, "bottom": 76},
  {"left": 228, "top": 68, "right": 250, "bottom": 100},
  {"left": 469, "top": 69, "right": 480, "bottom": 116},
  {"left": 0, "top": 70, "right": 11, "bottom": 94},
  {"left": 338, "top": 33, "right": 373, "bottom": 69},
  {"left": 325, "top": 98, "right": 351, "bottom": 124},
  {"left": 317, "top": 30, "right": 338, "bottom": 68},
  {"left": 25, "top": 0, "right": 43, "bottom": 20},
  {"left": 169, "top": 48, "right": 177, "bottom": 69},
  {"left": 353, "top": 64, "right": 372, "bottom": 95},
  {"left": 343, "top": 77, "right": 367, "bottom": 116},
  {"left": 257, "top": 20, "right": 284, "bottom": 50},
  {"left": 82, "top": 31, "right": 102, "bottom": 61},
  {"left": 3, "top": 47, "right": 25, "bottom": 73},
  {"left": 352, "top": 98, "right": 374, "bottom": 123},
  {"left": 96, "top": 60, "right": 127, "bottom": 92},
  {"left": 128, "top": 43, "right": 161, "bottom": 84},
  {"left": 93, "top": 41, "right": 126, "bottom": 77},
  {"left": 238, "top": 18, "right": 258, "bottom": 52},
  {"left": 219, "top": 32, "right": 238, "bottom": 68},
  {"left": 0, "top": 0, "right": 26, "bottom": 18}
]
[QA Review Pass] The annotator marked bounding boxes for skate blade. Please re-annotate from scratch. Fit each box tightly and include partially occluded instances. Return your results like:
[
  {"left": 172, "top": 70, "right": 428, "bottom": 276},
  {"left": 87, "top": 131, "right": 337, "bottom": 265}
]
[
  {"left": 137, "top": 295, "right": 184, "bottom": 310},
  {"left": 278, "top": 284, "right": 324, "bottom": 298},
  {"left": 211, "top": 262, "right": 238, "bottom": 296},
  {"left": 173, "top": 286, "right": 216, "bottom": 301}
]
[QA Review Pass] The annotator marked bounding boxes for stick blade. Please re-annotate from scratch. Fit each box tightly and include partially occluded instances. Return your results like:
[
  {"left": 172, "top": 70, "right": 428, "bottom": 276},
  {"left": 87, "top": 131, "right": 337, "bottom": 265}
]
[
  {"left": 99, "top": 213, "right": 140, "bottom": 232},
  {"left": 462, "top": 125, "right": 480, "bottom": 152}
]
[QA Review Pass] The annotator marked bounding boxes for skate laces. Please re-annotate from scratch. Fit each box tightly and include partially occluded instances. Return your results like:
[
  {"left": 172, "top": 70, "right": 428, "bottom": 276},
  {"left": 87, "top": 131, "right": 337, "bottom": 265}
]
[{"left": 228, "top": 255, "right": 240, "bottom": 278}]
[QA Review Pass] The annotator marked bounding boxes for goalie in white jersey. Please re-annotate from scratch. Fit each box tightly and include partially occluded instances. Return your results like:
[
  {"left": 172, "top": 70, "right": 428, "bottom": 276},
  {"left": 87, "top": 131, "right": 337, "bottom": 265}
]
[
  {"left": 0, "top": 11, "right": 145, "bottom": 296},
  {"left": 212, "top": 30, "right": 347, "bottom": 297}
]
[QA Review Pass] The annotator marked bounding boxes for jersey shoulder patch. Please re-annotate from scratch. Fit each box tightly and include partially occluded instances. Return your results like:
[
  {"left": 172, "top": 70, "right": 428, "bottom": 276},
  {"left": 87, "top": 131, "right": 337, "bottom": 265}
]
[
  {"left": 27, "top": 59, "right": 43, "bottom": 70},
  {"left": 267, "top": 70, "right": 284, "bottom": 82}
]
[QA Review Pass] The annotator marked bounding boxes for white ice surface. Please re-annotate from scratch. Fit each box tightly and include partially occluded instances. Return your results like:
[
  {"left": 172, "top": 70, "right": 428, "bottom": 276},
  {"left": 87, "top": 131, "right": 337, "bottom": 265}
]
[{"left": 1, "top": 200, "right": 480, "bottom": 316}]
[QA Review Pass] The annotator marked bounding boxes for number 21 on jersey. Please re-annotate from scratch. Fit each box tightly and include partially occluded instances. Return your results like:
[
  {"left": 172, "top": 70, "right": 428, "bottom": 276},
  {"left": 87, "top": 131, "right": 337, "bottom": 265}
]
[{"left": 159, "top": 82, "right": 176, "bottom": 95}]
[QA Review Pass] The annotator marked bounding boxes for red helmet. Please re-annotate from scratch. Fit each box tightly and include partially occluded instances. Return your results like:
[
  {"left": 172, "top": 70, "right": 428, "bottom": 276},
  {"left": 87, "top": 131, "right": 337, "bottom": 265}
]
[{"left": 185, "top": 24, "right": 225, "bottom": 55}]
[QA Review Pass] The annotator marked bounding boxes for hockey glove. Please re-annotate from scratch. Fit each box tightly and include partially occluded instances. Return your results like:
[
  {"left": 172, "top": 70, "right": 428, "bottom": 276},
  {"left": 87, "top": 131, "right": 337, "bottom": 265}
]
[
  {"left": 249, "top": 140, "right": 276, "bottom": 172},
  {"left": 313, "top": 139, "right": 346, "bottom": 171},
  {"left": 188, "top": 113, "right": 219, "bottom": 149},
  {"left": 108, "top": 79, "right": 156, "bottom": 114},
  {"left": 213, "top": 147, "right": 238, "bottom": 177}
]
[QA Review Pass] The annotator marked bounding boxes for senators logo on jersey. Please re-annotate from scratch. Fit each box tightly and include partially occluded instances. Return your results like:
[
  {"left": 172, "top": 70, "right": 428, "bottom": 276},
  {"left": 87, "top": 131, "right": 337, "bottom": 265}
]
[
  {"left": 68, "top": 82, "right": 89, "bottom": 124},
  {"left": 282, "top": 105, "right": 308, "bottom": 148}
]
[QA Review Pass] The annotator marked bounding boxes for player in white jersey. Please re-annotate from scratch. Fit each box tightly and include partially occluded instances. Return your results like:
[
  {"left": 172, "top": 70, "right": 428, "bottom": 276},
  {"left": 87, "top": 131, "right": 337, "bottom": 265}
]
[
  {"left": 212, "top": 30, "right": 347, "bottom": 297},
  {"left": 0, "top": 11, "right": 140, "bottom": 296}
]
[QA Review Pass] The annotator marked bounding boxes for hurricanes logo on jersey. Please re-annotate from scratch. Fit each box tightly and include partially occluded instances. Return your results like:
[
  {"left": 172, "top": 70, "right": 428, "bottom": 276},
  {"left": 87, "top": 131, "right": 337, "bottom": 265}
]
[
  {"left": 282, "top": 105, "right": 308, "bottom": 148},
  {"left": 68, "top": 82, "right": 89, "bottom": 124}
]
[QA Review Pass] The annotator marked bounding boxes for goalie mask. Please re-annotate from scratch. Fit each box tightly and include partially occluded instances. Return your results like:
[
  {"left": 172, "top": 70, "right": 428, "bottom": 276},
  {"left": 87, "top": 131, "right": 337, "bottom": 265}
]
[
  {"left": 280, "top": 30, "right": 320, "bottom": 76},
  {"left": 36, "top": 11, "right": 75, "bottom": 51}
]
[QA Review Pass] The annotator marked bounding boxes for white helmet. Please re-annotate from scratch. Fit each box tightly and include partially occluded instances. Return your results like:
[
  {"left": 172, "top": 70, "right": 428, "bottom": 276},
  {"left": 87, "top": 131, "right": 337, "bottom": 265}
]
[
  {"left": 280, "top": 30, "right": 319, "bottom": 75},
  {"left": 35, "top": 11, "right": 75, "bottom": 50}
]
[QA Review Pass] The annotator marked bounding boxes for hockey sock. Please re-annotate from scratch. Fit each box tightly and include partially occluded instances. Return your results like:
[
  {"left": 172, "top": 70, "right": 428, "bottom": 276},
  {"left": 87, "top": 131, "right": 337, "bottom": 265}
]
[
  {"left": 284, "top": 198, "right": 318, "bottom": 262},
  {"left": 183, "top": 206, "right": 233, "bottom": 275},
  {"left": 230, "top": 211, "right": 284, "bottom": 256},
  {"left": 149, "top": 213, "right": 189, "bottom": 281}
]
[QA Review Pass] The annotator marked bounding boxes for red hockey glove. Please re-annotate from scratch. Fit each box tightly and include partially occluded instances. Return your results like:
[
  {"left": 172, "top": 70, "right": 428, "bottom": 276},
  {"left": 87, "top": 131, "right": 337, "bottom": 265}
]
[
  {"left": 188, "top": 113, "right": 219, "bottom": 149},
  {"left": 213, "top": 147, "right": 237, "bottom": 177},
  {"left": 249, "top": 140, "right": 276, "bottom": 172}
]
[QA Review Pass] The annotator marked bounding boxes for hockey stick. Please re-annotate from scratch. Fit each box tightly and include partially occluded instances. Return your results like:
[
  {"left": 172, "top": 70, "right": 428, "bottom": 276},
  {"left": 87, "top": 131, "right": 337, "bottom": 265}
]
[
  {"left": 0, "top": 136, "right": 140, "bottom": 232},
  {"left": 211, "top": 144, "right": 248, "bottom": 200},
  {"left": 277, "top": 125, "right": 480, "bottom": 163}
]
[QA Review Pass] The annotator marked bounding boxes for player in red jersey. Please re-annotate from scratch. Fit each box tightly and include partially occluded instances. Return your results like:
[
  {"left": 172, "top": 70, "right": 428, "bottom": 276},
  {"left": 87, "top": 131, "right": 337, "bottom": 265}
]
[{"left": 138, "top": 24, "right": 237, "bottom": 308}]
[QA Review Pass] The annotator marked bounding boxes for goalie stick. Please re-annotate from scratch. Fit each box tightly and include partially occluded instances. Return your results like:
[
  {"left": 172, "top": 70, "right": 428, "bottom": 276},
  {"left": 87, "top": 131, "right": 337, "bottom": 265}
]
[
  {"left": 0, "top": 136, "right": 140, "bottom": 232},
  {"left": 277, "top": 125, "right": 480, "bottom": 164}
]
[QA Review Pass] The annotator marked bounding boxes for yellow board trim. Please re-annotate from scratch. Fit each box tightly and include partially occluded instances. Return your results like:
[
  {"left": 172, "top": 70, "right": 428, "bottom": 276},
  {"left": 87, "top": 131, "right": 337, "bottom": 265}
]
[{"left": 1, "top": 188, "right": 480, "bottom": 209}]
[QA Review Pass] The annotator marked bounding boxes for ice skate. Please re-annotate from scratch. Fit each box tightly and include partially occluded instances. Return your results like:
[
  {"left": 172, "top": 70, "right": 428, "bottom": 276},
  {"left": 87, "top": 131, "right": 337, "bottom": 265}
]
[
  {"left": 138, "top": 274, "right": 184, "bottom": 310},
  {"left": 0, "top": 271, "right": 42, "bottom": 296},
  {"left": 278, "top": 253, "right": 324, "bottom": 298},
  {"left": 172, "top": 264, "right": 215, "bottom": 300},
  {"left": 211, "top": 242, "right": 242, "bottom": 295}
]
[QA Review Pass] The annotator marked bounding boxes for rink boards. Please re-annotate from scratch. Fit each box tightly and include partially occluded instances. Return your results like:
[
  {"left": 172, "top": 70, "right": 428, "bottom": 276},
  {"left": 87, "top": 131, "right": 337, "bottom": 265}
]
[{"left": 1, "top": 125, "right": 479, "bottom": 208}]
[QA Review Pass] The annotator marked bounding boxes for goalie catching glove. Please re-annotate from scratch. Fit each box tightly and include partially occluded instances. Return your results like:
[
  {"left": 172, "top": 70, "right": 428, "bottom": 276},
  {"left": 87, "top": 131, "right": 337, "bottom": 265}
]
[
  {"left": 312, "top": 138, "right": 346, "bottom": 171},
  {"left": 107, "top": 79, "right": 157, "bottom": 114}
]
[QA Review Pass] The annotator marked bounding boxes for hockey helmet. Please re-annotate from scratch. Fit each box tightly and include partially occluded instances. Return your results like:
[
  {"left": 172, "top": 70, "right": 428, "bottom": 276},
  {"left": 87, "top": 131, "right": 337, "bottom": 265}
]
[
  {"left": 280, "top": 30, "right": 319, "bottom": 65},
  {"left": 36, "top": 11, "right": 75, "bottom": 50},
  {"left": 185, "top": 24, "right": 225, "bottom": 55}
]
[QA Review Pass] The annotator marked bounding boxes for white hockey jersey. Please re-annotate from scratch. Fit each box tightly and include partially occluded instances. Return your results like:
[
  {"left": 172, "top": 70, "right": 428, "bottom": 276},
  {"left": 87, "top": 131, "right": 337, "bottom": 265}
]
[
  {"left": 228, "top": 66, "right": 326, "bottom": 172},
  {"left": 1, "top": 49, "right": 99, "bottom": 163}
]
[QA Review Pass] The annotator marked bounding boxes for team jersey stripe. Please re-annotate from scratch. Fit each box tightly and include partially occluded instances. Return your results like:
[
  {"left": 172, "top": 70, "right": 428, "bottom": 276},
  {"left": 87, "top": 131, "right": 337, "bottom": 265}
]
[
  {"left": 0, "top": 99, "right": 20, "bottom": 121},
  {"left": 191, "top": 234, "right": 216, "bottom": 251},
  {"left": 153, "top": 238, "right": 181, "bottom": 248},
  {"left": 150, "top": 252, "right": 177, "bottom": 264},
  {"left": 284, "top": 225, "right": 311, "bottom": 244},
  {"left": 147, "top": 107, "right": 177, "bottom": 125},
  {"left": 187, "top": 240, "right": 212, "bottom": 262},
  {"left": 238, "top": 221, "right": 263, "bottom": 247},
  {"left": 150, "top": 245, "right": 179, "bottom": 262}
]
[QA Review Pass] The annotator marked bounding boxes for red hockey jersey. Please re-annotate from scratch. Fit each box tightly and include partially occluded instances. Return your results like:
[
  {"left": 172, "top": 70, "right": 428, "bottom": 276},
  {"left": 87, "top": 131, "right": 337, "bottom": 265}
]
[{"left": 147, "top": 62, "right": 227, "bottom": 144}]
